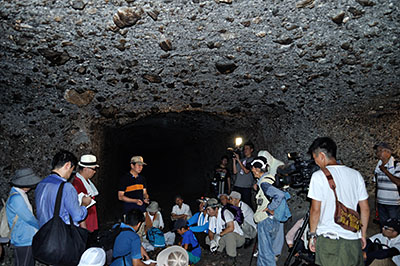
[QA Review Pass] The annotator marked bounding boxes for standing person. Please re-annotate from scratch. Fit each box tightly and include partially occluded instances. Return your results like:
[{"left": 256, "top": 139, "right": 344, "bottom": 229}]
[
  {"left": 118, "top": 156, "right": 150, "bottom": 214},
  {"left": 35, "top": 150, "right": 90, "bottom": 228},
  {"left": 232, "top": 141, "right": 255, "bottom": 208},
  {"left": 251, "top": 156, "right": 285, "bottom": 266},
  {"left": 6, "top": 168, "right": 41, "bottom": 266},
  {"left": 307, "top": 137, "right": 370, "bottom": 266},
  {"left": 111, "top": 209, "right": 155, "bottom": 266},
  {"left": 72, "top": 154, "right": 100, "bottom": 232},
  {"left": 373, "top": 142, "right": 400, "bottom": 226},
  {"left": 258, "top": 150, "right": 286, "bottom": 259},
  {"left": 214, "top": 155, "right": 232, "bottom": 195}
]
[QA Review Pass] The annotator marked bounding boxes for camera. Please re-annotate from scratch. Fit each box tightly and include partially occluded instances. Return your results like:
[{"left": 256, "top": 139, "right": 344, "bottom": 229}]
[
  {"left": 276, "top": 152, "right": 319, "bottom": 192},
  {"left": 227, "top": 147, "right": 242, "bottom": 158}
]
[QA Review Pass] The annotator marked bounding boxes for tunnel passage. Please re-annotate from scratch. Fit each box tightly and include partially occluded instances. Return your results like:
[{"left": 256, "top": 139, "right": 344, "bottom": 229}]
[{"left": 96, "top": 111, "right": 262, "bottom": 226}]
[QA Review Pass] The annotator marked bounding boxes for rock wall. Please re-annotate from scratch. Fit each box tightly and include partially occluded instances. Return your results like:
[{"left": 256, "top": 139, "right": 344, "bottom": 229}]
[{"left": 0, "top": 0, "right": 399, "bottom": 220}]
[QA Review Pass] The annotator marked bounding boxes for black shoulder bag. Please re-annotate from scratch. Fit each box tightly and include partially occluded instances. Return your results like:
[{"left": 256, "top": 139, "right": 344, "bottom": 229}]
[{"left": 32, "top": 182, "right": 88, "bottom": 265}]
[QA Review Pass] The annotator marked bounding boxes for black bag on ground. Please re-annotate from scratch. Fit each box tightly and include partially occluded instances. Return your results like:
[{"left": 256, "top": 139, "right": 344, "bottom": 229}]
[{"left": 32, "top": 182, "right": 88, "bottom": 266}]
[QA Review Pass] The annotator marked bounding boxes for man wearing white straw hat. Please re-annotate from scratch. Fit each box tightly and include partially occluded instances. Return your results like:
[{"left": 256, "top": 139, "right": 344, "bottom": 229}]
[{"left": 72, "top": 154, "right": 100, "bottom": 232}]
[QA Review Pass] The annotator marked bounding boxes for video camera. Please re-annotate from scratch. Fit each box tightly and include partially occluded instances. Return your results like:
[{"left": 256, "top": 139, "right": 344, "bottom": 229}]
[
  {"left": 227, "top": 137, "right": 244, "bottom": 158},
  {"left": 276, "top": 152, "right": 319, "bottom": 192}
]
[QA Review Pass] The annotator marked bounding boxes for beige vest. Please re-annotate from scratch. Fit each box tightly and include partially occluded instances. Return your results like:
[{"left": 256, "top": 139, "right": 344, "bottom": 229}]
[{"left": 254, "top": 174, "right": 275, "bottom": 223}]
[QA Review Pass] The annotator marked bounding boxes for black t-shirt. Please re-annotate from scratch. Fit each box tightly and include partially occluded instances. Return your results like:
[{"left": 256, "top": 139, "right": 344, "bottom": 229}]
[{"left": 119, "top": 172, "right": 147, "bottom": 212}]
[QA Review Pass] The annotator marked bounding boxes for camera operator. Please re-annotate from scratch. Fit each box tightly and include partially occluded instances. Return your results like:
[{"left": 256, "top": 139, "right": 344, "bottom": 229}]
[
  {"left": 307, "top": 137, "right": 370, "bottom": 266},
  {"left": 232, "top": 141, "right": 255, "bottom": 208}
]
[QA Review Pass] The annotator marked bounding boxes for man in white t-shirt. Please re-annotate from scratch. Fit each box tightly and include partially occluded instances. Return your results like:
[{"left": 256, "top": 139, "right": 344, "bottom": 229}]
[
  {"left": 206, "top": 198, "right": 245, "bottom": 264},
  {"left": 307, "top": 137, "right": 370, "bottom": 266},
  {"left": 171, "top": 195, "right": 192, "bottom": 221}
]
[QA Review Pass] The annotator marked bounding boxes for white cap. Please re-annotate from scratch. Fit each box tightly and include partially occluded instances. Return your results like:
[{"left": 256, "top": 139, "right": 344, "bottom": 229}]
[{"left": 78, "top": 248, "right": 106, "bottom": 266}]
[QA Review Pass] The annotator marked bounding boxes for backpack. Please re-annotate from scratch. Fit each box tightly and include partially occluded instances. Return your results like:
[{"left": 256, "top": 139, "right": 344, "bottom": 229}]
[
  {"left": 221, "top": 204, "right": 244, "bottom": 225},
  {"left": 0, "top": 193, "right": 19, "bottom": 241},
  {"left": 261, "top": 175, "right": 292, "bottom": 222},
  {"left": 96, "top": 223, "right": 131, "bottom": 251},
  {"left": 146, "top": 227, "right": 165, "bottom": 248}
]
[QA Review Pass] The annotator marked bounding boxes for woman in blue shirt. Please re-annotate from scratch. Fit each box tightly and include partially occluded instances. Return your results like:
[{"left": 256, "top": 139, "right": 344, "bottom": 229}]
[
  {"left": 111, "top": 209, "right": 155, "bottom": 266},
  {"left": 6, "top": 168, "right": 41, "bottom": 266}
]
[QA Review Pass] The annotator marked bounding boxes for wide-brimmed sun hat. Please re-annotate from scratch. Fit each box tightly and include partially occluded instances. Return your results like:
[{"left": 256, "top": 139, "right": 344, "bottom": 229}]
[
  {"left": 78, "top": 247, "right": 106, "bottom": 266},
  {"left": 10, "top": 168, "right": 41, "bottom": 188},
  {"left": 146, "top": 201, "right": 160, "bottom": 213},
  {"left": 156, "top": 246, "right": 189, "bottom": 266}
]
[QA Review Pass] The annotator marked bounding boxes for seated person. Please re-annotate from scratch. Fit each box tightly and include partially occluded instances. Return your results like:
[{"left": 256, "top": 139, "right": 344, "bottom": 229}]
[
  {"left": 175, "top": 220, "right": 201, "bottom": 265},
  {"left": 144, "top": 201, "right": 164, "bottom": 232},
  {"left": 218, "top": 194, "right": 229, "bottom": 206},
  {"left": 187, "top": 198, "right": 209, "bottom": 249},
  {"left": 229, "top": 191, "right": 257, "bottom": 240},
  {"left": 171, "top": 195, "right": 192, "bottom": 222},
  {"left": 364, "top": 218, "right": 400, "bottom": 266},
  {"left": 111, "top": 209, "right": 155, "bottom": 266},
  {"left": 205, "top": 198, "right": 245, "bottom": 264}
]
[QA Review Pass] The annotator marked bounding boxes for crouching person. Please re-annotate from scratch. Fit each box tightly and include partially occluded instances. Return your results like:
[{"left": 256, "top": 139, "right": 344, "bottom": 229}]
[
  {"left": 205, "top": 198, "right": 245, "bottom": 265},
  {"left": 229, "top": 191, "right": 257, "bottom": 242},
  {"left": 364, "top": 218, "right": 400, "bottom": 266},
  {"left": 175, "top": 220, "right": 201, "bottom": 264},
  {"left": 111, "top": 209, "right": 155, "bottom": 266}
]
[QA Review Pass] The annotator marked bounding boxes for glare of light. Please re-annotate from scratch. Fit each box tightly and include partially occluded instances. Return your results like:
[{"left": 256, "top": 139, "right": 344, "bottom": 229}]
[{"left": 235, "top": 137, "right": 243, "bottom": 147}]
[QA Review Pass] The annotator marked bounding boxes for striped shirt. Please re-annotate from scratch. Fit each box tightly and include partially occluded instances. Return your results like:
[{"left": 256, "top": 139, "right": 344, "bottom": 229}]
[{"left": 375, "top": 156, "right": 400, "bottom": 205}]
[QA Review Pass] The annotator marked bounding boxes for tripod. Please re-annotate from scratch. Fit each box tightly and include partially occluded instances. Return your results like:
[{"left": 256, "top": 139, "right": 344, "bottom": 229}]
[{"left": 284, "top": 211, "right": 310, "bottom": 266}]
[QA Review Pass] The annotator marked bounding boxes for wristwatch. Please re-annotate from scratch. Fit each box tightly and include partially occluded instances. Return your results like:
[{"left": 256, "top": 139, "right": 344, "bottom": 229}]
[{"left": 308, "top": 232, "right": 317, "bottom": 240}]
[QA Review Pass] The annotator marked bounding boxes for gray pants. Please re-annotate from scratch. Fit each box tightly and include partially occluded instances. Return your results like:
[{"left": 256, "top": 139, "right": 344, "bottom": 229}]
[
  {"left": 241, "top": 221, "right": 257, "bottom": 239},
  {"left": 207, "top": 232, "right": 245, "bottom": 257}
]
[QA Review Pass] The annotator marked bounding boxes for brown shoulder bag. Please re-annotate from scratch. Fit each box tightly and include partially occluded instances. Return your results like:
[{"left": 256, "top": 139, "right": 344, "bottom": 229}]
[{"left": 321, "top": 168, "right": 361, "bottom": 233}]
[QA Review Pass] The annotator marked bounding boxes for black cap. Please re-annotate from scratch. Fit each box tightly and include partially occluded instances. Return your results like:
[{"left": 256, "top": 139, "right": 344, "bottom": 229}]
[
  {"left": 373, "top": 142, "right": 392, "bottom": 151},
  {"left": 383, "top": 218, "right": 400, "bottom": 232}
]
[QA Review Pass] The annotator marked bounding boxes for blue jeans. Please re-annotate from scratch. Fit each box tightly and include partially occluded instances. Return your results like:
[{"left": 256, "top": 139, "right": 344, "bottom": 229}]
[
  {"left": 272, "top": 223, "right": 284, "bottom": 256},
  {"left": 378, "top": 204, "right": 400, "bottom": 226},
  {"left": 257, "top": 217, "right": 279, "bottom": 266}
]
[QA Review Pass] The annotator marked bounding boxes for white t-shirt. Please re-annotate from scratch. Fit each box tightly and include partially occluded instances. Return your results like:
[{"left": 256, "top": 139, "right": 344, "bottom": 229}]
[
  {"left": 239, "top": 201, "right": 257, "bottom": 230},
  {"left": 147, "top": 211, "right": 164, "bottom": 229},
  {"left": 307, "top": 165, "right": 368, "bottom": 240},
  {"left": 208, "top": 208, "right": 244, "bottom": 236},
  {"left": 375, "top": 157, "right": 400, "bottom": 205},
  {"left": 171, "top": 203, "right": 192, "bottom": 219},
  {"left": 369, "top": 233, "right": 400, "bottom": 265}
]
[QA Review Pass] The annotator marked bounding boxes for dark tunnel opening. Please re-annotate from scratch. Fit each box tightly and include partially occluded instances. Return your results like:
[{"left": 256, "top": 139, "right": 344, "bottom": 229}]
[{"left": 96, "top": 111, "right": 259, "bottom": 228}]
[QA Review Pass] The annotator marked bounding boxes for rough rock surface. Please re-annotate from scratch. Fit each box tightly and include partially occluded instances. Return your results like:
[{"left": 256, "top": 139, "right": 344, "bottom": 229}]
[{"left": 0, "top": 1, "right": 399, "bottom": 264}]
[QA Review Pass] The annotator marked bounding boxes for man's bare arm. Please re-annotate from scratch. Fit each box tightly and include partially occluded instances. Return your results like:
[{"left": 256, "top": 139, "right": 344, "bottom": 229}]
[
  {"left": 379, "top": 165, "right": 400, "bottom": 186},
  {"left": 309, "top": 199, "right": 321, "bottom": 252},
  {"left": 220, "top": 221, "right": 234, "bottom": 236},
  {"left": 359, "top": 199, "right": 370, "bottom": 249},
  {"left": 118, "top": 191, "right": 143, "bottom": 205}
]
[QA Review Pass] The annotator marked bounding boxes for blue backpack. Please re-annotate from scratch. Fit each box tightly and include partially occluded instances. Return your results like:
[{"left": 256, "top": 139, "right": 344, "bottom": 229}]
[{"left": 147, "top": 227, "right": 165, "bottom": 248}]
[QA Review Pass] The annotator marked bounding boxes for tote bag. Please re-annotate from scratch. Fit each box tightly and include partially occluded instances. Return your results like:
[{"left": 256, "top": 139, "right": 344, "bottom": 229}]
[{"left": 32, "top": 182, "right": 88, "bottom": 265}]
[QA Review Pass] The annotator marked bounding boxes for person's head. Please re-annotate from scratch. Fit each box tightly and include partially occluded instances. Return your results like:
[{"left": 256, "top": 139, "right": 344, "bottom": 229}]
[
  {"left": 130, "top": 156, "right": 146, "bottom": 175},
  {"left": 146, "top": 201, "right": 160, "bottom": 216},
  {"left": 78, "top": 154, "right": 99, "bottom": 180},
  {"left": 125, "top": 209, "right": 145, "bottom": 230},
  {"left": 229, "top": 191, "right": 241, "bottom": 206},
  {"left": 206, "top": 198, "right": 220, "bottom": 217},
  {"left": 197, "top": 198, "right": 207, "bottom": 212},
  {"left": 382, "top": 218, "right": 400, "bottom": 239},
  {"left": 243, "top": 141, "right": 254, "bottom": 158},
  {"left": 250, "top": 156, "right": 268, "bottom": 178},
  {"left": 10, "top": 168, "right": 41, "bottom": 192},
  {"left": 51, "top": 150, "right": 78, "bottom": 179},
  {"left": 175, "top": 195, "right": 184, "bottom": 207},
  {"left": 308, "top": 137, "right": 337, "bottom": 168},
  {"left": 218, "top": 194, "right": 229, "bottom": 206},
  {"left": 176, "top": 225, "right": 190, "bottom": 236},
  {"left": 220, "top": 155, "right": 229, "bottom": 166},
  {"left": 374, "top": 142, "right": 392, "bottom": 162}
]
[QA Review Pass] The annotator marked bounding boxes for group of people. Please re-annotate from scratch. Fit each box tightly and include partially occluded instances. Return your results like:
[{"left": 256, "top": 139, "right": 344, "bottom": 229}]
[{"left": 1, "top": 137, "right": 400, "bottom": 266}]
